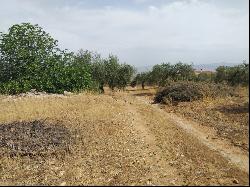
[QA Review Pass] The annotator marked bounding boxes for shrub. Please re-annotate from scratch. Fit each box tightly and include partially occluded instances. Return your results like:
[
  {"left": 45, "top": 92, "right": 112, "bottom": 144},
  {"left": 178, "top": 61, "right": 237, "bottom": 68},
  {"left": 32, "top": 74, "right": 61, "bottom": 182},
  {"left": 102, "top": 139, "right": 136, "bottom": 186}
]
[
  {"left": 196, "top": 72, "right": 216, "bottom": 82},
  {"left": 154, "top": 82, "right": 203, "bottom": 104},
  {"left": 196, "top": 82, "right": 236, "bottom": 98},
  {"left": 154, "top": 82, "right": 236, "bottom": 105}
]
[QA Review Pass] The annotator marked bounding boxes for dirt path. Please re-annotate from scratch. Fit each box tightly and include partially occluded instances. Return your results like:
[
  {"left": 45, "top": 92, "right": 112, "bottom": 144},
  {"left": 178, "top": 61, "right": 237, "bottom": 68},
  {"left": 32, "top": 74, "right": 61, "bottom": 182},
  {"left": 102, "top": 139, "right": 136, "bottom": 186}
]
[
  {"left": 110, "top": 92, "right": 249, "bottom": 185},
  {"left": 135, "top": 95, "right": 249, "bottom": 174}
]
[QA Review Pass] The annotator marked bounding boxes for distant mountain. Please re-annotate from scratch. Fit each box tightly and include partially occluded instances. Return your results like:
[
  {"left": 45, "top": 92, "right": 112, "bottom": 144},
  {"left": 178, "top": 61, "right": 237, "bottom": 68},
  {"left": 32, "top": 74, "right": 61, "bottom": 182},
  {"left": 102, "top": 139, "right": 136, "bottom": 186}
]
[{"left": 136, "top": 62, "right": 245, "bottom": 73}]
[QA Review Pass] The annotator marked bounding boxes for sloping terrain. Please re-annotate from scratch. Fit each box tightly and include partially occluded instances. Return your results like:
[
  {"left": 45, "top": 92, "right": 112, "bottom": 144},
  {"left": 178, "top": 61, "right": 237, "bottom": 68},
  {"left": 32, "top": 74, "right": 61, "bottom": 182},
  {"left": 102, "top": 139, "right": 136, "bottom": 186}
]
[{"left": 0, "top": 90, "right": 249, "bottom": 185}]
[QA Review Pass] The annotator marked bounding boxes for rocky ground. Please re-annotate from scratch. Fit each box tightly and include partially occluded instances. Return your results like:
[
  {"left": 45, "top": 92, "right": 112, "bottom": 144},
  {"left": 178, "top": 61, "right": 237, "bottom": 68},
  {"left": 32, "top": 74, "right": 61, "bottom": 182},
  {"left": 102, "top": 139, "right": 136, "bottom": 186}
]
[{"left": 0, "top": 88, "right": 248, "bottom": 185}]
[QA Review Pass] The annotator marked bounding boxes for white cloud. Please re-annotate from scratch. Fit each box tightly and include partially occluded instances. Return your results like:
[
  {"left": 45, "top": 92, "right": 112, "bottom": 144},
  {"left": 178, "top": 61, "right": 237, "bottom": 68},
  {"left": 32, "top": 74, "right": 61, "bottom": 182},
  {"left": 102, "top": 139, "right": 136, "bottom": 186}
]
[
  {"left": 134, "top": 0, "right": 150, "bottom": 4},
  {"left": 0, "top": 0, "right": 249, "bottom": 66}
]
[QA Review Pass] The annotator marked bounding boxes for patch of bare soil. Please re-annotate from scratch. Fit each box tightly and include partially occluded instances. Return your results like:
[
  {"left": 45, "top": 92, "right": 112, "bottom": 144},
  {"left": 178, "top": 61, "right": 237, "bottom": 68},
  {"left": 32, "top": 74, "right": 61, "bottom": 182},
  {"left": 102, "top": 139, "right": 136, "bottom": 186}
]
[{"left": 0, "top": 120, "right": 73, "bottom": 157}]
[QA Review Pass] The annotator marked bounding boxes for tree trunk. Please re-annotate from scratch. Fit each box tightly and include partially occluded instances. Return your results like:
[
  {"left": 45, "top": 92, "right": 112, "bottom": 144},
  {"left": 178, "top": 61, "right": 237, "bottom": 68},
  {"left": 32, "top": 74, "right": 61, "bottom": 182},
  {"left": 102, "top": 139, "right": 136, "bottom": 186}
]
[
  {"left": 142, "top": 82, "right": 145, "bottom": 90},
  {"left": 99, "top": 82, "right": 104, "bottom": 93}
]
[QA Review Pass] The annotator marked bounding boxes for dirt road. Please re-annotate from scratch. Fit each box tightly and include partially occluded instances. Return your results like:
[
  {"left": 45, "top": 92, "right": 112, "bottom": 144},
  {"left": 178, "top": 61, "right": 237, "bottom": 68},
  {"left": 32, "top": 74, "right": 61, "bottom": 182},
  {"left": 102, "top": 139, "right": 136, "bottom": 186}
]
[
  {"left": 0, "top": 91, "right": 249, "bottom": 185},
  {"left": 109, "top": 92, "right": 249, "bottom": 185},
  {"left": 135, "top": 95, "right": 249, "bottom": 173}
]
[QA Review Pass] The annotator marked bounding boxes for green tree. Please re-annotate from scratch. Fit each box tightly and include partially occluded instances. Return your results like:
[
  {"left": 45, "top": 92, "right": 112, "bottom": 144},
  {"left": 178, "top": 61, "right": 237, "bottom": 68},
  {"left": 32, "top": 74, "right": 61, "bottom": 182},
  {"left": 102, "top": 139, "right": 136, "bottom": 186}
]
[
  {"left": 149, "top": 62, "right": 195, "bottom": 86},
  {"left": 117, "top": 64, "right": 135, "bottom": 90},
  {"left": 0, "top": 23, "right": 61, "bottom": 93},
  {"left": 75, "top": 49, "right": 92, "bottom": 65},
  {"left": 215, "top": 63, "right": 249, "bottom": 86},
  {"left": 171, "top": 62, "right": 195, "bottom": 81},
  {"left": 227, "top": 63, "right": 249, "bottom": 86},
  {"left": 102, "top": 55, "right": 135, "bottom": 91},
  {"left": 104, "top": 55, "right": 120, "bottom": 90},
  {"left": 133, "top": 72, "right": 151, "bottom": 89},
  {"left": 0, "top": 23, "right": 93, "bottom": 94},
  {"left": 151, "top": 63, "right": 173, "bottom": 86},
  {"left": 89, "top": 52, "right": 106, "bottom": 93},
  {"left": 215, "top": 66, "right": 229, "bottom": 84},
  {"left": 150, "top": 64, "right": 165, "bottom": 86},
  {"left": 88, "top": 53, "right": 135, "bottom": 92}
]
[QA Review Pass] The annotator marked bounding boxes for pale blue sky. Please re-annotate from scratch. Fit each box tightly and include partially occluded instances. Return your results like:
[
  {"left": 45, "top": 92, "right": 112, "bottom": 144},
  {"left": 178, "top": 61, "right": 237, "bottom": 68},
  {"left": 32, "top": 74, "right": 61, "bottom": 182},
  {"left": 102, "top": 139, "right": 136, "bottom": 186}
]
[{"left": 0, "top": 0, "right": 249, "bottom": 66}]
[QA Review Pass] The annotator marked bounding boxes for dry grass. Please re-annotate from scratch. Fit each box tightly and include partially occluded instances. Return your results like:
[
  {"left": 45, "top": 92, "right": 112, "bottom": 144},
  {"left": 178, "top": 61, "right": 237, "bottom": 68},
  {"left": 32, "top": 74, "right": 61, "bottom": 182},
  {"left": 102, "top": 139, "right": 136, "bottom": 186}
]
[
  {"left": 125, "top": 85, "right": 249, "bottom": 151},
  {"left": 0, "top": 86, "right": 248, "bottom": 185},
  {"left": 160, "top": 86, "right": 249, "bottom": 152},
  {"left": 0, "top": 93, "right": 151, "bottom": 185}
]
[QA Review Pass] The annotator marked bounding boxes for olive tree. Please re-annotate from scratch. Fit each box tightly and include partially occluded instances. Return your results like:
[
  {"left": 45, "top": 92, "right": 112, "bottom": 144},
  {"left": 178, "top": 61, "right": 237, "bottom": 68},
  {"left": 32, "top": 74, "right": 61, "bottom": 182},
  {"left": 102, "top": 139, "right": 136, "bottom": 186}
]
[
  {"left": 171, "top": 62, "right": 195, "bottom": 81},
  {"left": 117, "top": 64, "right": 135, "bottom": 90},
  {"left": 150, "top": 63, "right": 173, "bottom": 86},
  {"left": 89, "top": 52, "right": 106, "bottom": 93},
  {"left": 133, "top": 72, "right": 151, "bottom": 89},
  {"left": 215, "top": 63, "right": 249, "bottom": 86}
]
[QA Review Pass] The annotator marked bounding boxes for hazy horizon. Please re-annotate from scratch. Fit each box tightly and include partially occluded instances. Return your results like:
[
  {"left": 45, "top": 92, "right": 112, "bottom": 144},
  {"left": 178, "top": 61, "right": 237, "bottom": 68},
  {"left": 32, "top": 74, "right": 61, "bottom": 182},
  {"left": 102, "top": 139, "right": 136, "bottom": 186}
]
[{"left": 0, "top": 0, "right": 249, "bottom": 66}]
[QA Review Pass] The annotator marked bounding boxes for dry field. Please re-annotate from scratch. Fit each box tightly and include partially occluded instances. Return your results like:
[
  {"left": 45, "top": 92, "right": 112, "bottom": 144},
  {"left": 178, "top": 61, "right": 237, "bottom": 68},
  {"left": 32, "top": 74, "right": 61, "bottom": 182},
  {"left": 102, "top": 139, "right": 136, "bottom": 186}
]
[
  {"left": 163, "top": 91, "right": 249, "bottom": 152},
  {"left": 130, "top": 86, "right": 249, "bottom": 152},
  {"left": 0, "top": 87, "right": 249, "bottom": 185}
]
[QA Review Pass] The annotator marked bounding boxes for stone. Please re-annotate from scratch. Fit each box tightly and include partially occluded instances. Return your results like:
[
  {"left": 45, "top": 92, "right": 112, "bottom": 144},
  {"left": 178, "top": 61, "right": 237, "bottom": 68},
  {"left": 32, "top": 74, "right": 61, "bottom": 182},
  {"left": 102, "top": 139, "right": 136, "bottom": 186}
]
[
  {"left": 63, "top": 91, "right": 73, "bottom": 96},
  {"left": 232, "top": 178, "right": 239, "bottom": 184}
]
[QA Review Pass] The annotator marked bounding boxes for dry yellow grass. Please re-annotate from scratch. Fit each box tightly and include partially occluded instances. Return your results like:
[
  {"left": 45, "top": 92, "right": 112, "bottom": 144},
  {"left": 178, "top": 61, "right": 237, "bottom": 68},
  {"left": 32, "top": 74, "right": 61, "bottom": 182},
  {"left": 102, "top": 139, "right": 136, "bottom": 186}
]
[
  {"left": 161, "top": 86, "right": 249, "bottom": 152},
  {"left": 0, "top": 87, "right": 249, "bottom": 185},
  {"left": 0, "top": 93, "right": 139, "bottom": 185},
  {"left": 1, "top": 92, "right": 105, "bottom": 122}
]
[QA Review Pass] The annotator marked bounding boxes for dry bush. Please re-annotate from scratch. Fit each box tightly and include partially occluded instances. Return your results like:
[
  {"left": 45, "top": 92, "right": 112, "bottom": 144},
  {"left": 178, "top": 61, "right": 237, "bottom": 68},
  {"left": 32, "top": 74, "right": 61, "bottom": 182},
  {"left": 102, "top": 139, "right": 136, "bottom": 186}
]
[
  {"left": 154, "top": 81, "right": 236, "bottom": 105},
  {"left": 196, "top": 82, "right": 237, "bottom": 98}
]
